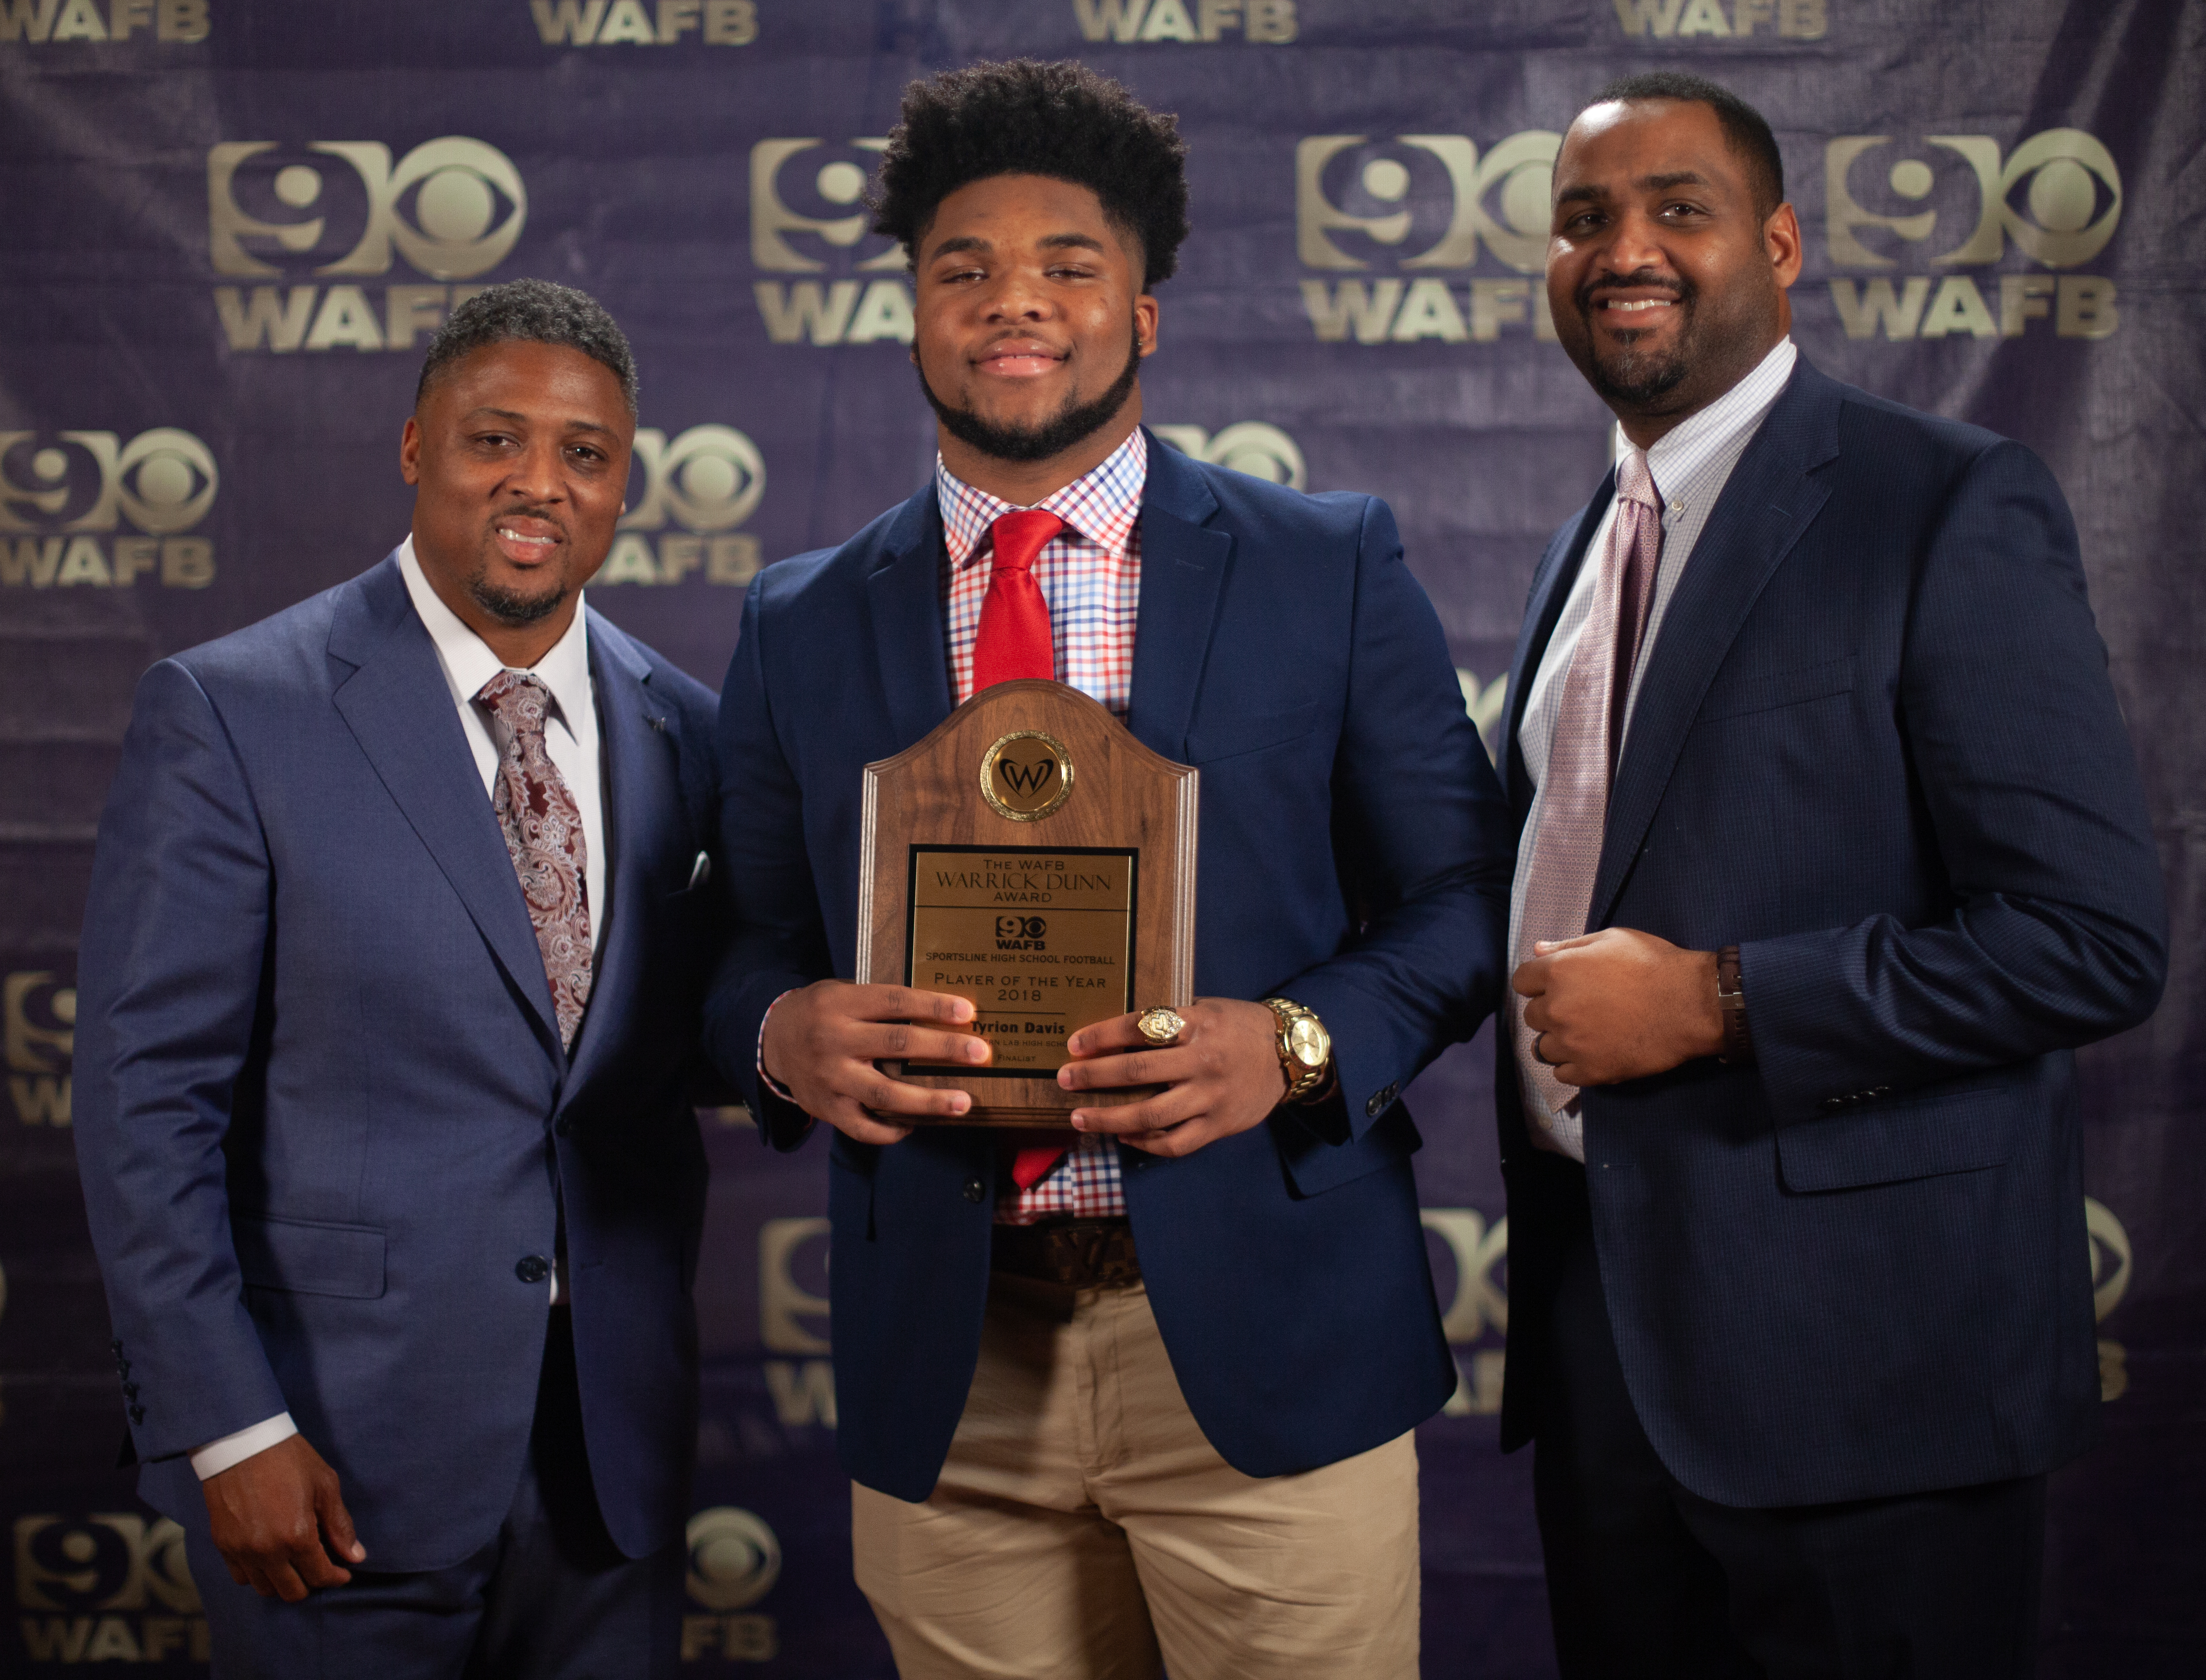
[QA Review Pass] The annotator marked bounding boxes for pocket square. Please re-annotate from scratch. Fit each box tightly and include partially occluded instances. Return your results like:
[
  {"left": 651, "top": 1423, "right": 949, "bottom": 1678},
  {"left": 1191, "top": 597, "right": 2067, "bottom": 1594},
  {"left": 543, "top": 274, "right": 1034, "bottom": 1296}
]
[{"left": 687, "top": 851, "right": 712, "bottom": 891}]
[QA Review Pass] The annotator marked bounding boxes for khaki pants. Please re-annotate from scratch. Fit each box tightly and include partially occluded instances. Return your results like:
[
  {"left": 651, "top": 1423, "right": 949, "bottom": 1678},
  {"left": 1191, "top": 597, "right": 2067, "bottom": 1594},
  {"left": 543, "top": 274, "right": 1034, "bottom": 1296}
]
[{"left": 852, "top": 1275, "right": 1420, "bottom": 1680}]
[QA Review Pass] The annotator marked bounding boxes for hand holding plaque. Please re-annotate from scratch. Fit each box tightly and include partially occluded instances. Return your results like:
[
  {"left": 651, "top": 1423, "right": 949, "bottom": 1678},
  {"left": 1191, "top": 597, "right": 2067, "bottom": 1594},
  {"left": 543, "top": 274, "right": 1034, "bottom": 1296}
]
[{"left": 857, "top": 679, "right": 1198, "bottom": 1127}]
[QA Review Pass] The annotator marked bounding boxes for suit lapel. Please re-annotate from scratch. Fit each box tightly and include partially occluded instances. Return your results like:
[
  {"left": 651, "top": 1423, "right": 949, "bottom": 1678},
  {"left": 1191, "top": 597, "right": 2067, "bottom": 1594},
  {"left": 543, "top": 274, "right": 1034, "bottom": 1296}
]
[
  {"left": 1127, "top": 433, "right": 1230, "bottom": 762},
  {"left": 1587, "top": 361, "right": 1844, "bottom": 927},
  {"left": 327, "top": 554, "right": 559, "bottom": 1052},
  {"left": 865, "top": 484, "right": 955, "bottom": 751},
  {"left": 562, "top": 613, "right": 673, "bottom": 1095},
  {"left": 1502, "top": 484, "right": 1612, "bottom": 817}
]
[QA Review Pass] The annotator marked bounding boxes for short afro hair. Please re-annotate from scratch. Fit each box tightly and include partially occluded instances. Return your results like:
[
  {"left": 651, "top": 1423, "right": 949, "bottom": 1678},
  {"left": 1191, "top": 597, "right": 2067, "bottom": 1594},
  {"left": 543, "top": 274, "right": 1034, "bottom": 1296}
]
[
  {"left": 870, "top": 59, "right": 1191, "bottom": 289},
  {"left": 415, "top": 278, "right": 639, "bottom": 416},
  {"left": 1586, "top": 71, "right": 1786, "bottom": 219}
]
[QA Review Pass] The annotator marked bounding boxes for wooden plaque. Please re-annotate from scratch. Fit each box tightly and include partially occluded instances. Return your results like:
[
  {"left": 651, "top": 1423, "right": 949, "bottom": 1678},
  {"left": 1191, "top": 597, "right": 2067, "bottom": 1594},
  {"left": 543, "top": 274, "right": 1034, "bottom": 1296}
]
[{"left": 857, "top": 679, "right": 1198, "bottom": 1127}]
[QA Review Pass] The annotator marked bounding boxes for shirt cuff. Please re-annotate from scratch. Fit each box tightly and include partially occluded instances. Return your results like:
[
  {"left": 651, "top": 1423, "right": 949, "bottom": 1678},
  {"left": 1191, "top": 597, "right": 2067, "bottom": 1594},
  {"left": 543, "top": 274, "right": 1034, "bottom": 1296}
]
[
  {"left": 190, "top": 1413, "right": 298, "bottom": 1481},
  {"left": 757, "top": 989, "right": 800, "bottom": 1105}
]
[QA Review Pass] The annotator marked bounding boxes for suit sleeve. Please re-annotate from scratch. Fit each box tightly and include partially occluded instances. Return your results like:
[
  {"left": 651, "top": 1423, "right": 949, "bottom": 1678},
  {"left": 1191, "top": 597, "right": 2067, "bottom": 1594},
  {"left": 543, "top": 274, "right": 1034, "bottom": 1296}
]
[
  {"left": 1276, "top": 496, "right": 1518, "bottom": 1140},
  {"left": 701, "top": 576, "right": 830, "bottom": 1149},
  {"left": 1745, "top": 439, "right": 2167, "bottom": 1119},
  {"left": 72, "top": 659, "right": 291, "bottom": 1462}
]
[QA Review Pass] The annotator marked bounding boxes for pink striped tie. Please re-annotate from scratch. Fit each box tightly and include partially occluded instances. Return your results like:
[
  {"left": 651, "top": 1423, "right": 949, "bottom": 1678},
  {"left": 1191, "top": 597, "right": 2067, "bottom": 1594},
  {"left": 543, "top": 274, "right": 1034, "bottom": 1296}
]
[{"left": 1512, "top": 449, "right": 1663, "bottom": 1153}]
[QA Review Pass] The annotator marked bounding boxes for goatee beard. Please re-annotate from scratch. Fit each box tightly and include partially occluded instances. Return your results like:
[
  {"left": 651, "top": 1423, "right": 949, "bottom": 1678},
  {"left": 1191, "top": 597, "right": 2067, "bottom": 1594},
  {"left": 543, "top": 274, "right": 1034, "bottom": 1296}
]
[
  {"left": 468, "top": 570, "right": 569, "bottom": 628},
  {"left": 1577, "top": 271, "right": 1695, "bottom": 410},
  {"left": 921, "top": 326, "right": 1142, "bottom": 464}
]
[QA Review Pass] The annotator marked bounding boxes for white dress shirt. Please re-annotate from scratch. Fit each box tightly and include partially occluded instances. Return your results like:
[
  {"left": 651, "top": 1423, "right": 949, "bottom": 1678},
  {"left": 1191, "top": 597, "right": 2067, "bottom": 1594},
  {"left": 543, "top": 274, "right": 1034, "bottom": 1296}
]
[
  {"left": 190, "top": 538, "right": 605, "bottom": 1480},
  {"left": 1508, "top": 337, "right": 1798, "bottom": 1161}
]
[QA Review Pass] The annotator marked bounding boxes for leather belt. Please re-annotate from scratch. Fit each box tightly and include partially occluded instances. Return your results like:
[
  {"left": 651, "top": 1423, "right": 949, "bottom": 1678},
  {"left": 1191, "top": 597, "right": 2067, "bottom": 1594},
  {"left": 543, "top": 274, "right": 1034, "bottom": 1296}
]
[{"left": 991, "top": 1217, "right": 1142, "bottom": 1290}]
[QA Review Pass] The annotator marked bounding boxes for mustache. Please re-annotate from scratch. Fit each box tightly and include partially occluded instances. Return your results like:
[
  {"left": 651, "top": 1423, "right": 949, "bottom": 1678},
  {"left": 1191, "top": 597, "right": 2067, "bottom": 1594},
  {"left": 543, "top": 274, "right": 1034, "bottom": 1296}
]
[
  {"left": 489, "top": 505, "right": 568, "bottom": 537},
  {"left": 1577, "top": 267, "right": 1694, "bottom": 315}
]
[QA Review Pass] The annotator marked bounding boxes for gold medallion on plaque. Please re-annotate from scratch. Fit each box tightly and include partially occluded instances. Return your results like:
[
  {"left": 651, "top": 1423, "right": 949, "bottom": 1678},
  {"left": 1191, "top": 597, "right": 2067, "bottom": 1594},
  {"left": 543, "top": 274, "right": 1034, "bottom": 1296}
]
[{"left": 980, "top": 729, "right": 1074, "bottom": 823}]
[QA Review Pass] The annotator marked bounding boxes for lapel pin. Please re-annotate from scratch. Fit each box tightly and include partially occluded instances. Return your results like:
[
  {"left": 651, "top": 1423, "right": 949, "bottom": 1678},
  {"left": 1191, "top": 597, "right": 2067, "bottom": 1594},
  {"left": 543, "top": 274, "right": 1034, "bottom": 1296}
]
[{"left": 688, "top": 851, "right": 711, "bottom": 890}]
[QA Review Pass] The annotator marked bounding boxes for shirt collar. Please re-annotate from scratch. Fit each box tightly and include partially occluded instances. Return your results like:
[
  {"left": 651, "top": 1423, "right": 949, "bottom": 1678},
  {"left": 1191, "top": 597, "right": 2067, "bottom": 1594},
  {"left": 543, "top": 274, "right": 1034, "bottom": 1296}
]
[
  {"left": 1625, "top": 335, "right": 1799, "bottom": 482},
  {"left": 936, "top": 427, "right": 1148, "bottom": 570},
  {"left": 396, "top": 536, "right": 594, "bottom": 732}
]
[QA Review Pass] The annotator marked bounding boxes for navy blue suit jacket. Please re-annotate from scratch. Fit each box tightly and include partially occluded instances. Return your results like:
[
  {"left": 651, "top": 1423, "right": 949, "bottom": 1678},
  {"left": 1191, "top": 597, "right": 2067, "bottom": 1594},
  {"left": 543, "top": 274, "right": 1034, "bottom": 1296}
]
[
  {"left": 73, "top": 553, "right": 722, "bottom": 1570},
  {"left": 1496, "top": 359, "right": 2166, "bottom": 1508},
  {"left": 706, "top": 434, "right": 1514, "bottom": 1501}
]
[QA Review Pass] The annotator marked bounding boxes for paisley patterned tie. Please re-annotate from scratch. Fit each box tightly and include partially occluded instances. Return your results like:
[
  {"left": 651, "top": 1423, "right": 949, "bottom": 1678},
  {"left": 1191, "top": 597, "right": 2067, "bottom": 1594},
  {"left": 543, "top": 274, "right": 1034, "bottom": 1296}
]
[{"left": 476, "top": 670, "right": 594, "bottom": 1050}]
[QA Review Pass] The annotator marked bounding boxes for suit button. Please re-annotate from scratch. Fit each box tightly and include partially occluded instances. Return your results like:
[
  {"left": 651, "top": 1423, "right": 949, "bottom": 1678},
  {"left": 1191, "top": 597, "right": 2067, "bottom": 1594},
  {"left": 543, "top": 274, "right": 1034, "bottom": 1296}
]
[
  {"left": 121, "top": 1381, "right": 139, "bottom": 1398},
  {"left": 515, "top": 1255, "right": 551, "bottom": 1284},
  {"left": 128, "top": 1405, "right": 145, "bottom": 1423},
  {"left": 962, "top": 1176, "right": 986, "bottom": 1204},
  {"left": 1366, "top": 1083, "right": 1399, "bottom": 1119}
]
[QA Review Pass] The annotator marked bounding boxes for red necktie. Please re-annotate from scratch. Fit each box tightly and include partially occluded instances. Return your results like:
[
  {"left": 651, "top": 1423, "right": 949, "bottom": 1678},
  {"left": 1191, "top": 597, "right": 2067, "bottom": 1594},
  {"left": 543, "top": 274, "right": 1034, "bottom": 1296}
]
[
  {"left": 969, "top": 510, "right": 1063, "bottom": 694},
  {"left": 970, "top": 511, "right": 1071, "bottom": 1190}
]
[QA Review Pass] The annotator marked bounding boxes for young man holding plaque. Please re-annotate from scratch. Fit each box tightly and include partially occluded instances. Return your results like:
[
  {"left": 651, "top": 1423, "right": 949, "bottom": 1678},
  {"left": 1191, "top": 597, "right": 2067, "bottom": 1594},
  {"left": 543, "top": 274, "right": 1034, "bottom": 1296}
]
[{"left": 707, "top": 60, "right": 1512, "bottom": 1680}]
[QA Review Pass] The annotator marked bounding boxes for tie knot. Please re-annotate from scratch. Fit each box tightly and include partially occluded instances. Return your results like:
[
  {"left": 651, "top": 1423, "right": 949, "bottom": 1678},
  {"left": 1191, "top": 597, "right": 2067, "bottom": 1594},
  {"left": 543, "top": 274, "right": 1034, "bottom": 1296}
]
[
  {"left": 1615, "top": 449, "right": 1661, "bottom": 514},
  {"left": 988, "top": 509, "right": 1065, "bottom": 575},
  {"left": 476, "top": 669, "right": 553, "bottom": 738}
]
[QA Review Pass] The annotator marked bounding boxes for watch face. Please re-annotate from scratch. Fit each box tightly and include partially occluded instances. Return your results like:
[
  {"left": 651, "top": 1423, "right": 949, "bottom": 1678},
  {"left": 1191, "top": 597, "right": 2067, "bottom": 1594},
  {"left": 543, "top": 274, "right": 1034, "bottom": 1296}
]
[{"left": 1286, "top": 1016, "right": 1328, "bottom": 1068}]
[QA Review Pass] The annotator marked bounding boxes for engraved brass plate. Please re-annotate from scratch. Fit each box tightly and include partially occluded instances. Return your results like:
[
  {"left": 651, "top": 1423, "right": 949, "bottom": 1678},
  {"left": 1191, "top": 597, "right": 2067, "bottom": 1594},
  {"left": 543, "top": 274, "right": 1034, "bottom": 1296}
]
[
  {"left": 980, "top": 730, "right": 1074, "bottom": 823},
  {"left": 903, "top": 844, "right": 1135, "bottom": 1074}
]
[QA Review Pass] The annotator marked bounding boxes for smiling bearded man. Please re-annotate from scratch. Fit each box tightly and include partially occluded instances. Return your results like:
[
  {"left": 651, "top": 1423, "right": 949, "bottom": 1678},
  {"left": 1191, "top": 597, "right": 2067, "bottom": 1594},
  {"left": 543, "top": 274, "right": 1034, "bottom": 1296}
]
[
  {"left": 73, "top": 280, "right": 724, "bottom": 1680},
  {"left": 704, "top": 58, "right": 1514, "bottom": 1680},
  {"left": 1492, "top": 73, "right": 2164, "bottom": 1677}
]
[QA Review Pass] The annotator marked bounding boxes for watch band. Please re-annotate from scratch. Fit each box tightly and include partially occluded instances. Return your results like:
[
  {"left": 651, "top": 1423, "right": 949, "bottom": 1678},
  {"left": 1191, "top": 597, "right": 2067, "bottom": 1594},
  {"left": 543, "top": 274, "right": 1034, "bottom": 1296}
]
[
  {"left": 1261, "top": 996, "right": 1333, "bottom": 1104},
  {"left": 1717, "top": 944, "right": 1754, "bottom": 1065}
]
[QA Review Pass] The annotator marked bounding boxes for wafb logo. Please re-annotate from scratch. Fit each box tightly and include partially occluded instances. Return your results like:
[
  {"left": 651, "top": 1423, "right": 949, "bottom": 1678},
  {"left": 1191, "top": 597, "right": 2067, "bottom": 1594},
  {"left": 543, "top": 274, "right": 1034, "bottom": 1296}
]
[
  {"left": 1610, "top": 0, "right": 1826, "bottom": 38},
  {"left": 997, "top": 916, "right": 1047, "bottom": 951},
  {"left": 13, "top": 1512, "right": 207, "bottom": 1664},
  {"left": 1824, "top": 130, "right": 2121, "bottom": 343},
  {"left": 5, "top": 970, "right": 72, "bottom": 1126},
  {"left": 1295, "top": 134, "right": 1562, "bottom": 348},
  {"left": 528, "top": 0, "right": 755, "bottom": 43},
  {"left": 749, "top": 139, "right": 913, "bottom": 346},
  {"left": 1422, "top": 1208, "right": 1509, "bottom": 1416},
  {"left": 0, "top": 431, "right": 216, "bottom": 591},
  {"left": 207, "top": 137, "right": 525, "bottom": 353},
  {"left": 1072, "top": 0, "right": 1296, "bottom": 42},
  {"left": 680, "top": 1507, "right": 779, "bottom": 1660},
  {"left": 1153, "top": 422, "right": 1305, "bottom": 490},
  {"left": 0, "top": 0, "right": 207, "bottom": 43},
  {"left": 595, "top": 425, "right": 765, "bottom": 589}
]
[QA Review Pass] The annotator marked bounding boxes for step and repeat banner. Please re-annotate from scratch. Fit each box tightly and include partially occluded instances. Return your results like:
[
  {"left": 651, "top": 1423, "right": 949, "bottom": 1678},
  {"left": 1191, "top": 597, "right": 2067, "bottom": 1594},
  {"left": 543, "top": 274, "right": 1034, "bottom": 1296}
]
[{"left": 1, "top": 1, "right": 2198, "bottom": 1674}]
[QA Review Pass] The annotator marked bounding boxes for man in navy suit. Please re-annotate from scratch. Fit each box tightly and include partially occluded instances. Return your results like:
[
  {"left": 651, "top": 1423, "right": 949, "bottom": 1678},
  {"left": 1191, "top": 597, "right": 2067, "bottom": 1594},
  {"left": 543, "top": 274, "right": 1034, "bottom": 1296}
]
[
  {"left": 706, "top": 61, "right": 1511, "bottom": 1679},
  {"left": 73, "top": 281, "right": 722, "bottom": 1678},
  {"left": 1499, "top": 74, "right": 2166, "bottom": 1675}
]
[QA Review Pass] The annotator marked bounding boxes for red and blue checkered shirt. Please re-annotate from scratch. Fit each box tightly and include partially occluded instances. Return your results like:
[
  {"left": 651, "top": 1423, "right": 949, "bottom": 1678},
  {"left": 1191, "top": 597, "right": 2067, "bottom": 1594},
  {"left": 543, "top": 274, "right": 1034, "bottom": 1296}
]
[{"left": 938, "top": 430, "right": 1146, "bottom": 1223}]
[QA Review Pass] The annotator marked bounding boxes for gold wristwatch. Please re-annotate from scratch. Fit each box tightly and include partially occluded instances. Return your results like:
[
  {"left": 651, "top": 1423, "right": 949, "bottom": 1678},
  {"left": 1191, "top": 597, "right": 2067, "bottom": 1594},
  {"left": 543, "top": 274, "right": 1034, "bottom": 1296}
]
[{"left": 1261, "top": 998, "right": 1334, "bottom": 1104}]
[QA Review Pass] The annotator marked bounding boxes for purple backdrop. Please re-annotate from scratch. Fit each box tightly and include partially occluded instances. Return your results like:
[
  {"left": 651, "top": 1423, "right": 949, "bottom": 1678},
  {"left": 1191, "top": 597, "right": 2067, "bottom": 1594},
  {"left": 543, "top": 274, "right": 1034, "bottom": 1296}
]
[{"left": 2, "top": 1, "right": 2198, "bottom": 1673}]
